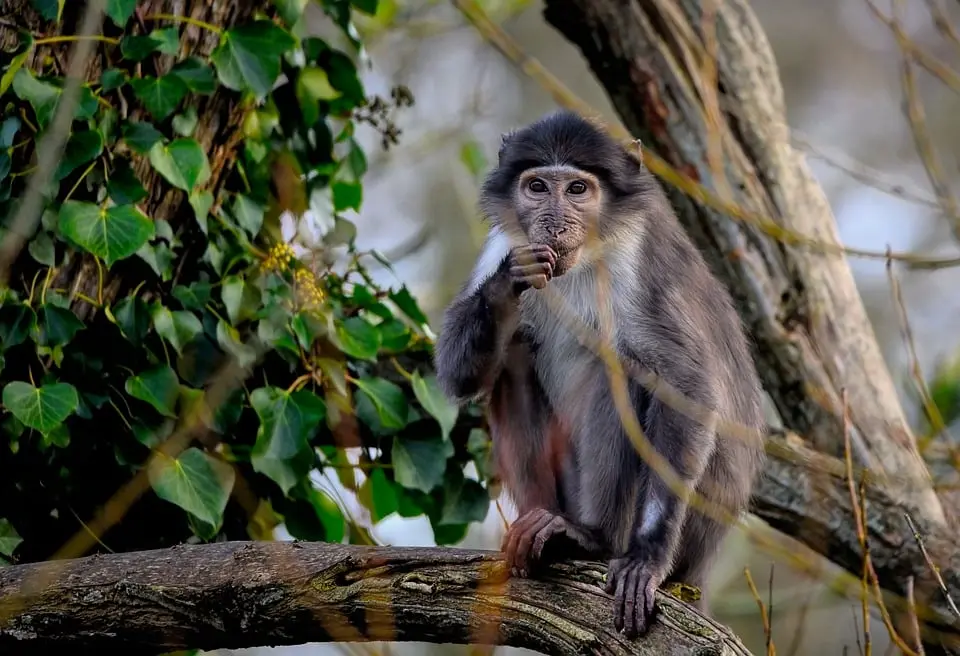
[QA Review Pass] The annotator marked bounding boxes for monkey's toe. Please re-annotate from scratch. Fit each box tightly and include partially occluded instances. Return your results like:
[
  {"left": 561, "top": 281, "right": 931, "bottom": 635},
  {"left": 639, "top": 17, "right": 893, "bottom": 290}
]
[{"left": 606, "top": 558, "right": 660, "bottom": 639}]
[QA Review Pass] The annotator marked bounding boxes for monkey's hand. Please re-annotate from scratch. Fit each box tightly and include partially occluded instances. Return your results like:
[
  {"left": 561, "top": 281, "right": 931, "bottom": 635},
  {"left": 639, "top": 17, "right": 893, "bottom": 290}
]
[
  {"left": 506, "top": 244, "right": 556, "bottom": 295},
  {"left": 501, "top": 508, "right": 603, "bottom": 577},
  {"left": 604, "top": 553, "right": 666, "bottom": 638}
]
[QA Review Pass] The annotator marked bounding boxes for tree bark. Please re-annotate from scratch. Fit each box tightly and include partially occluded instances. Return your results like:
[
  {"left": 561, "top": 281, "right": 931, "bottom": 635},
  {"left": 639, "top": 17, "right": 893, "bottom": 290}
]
[
  {"left": 0, "top": 541, "right": 752, "bottom": 656},
  {"left": 540, "top": 0, "right": 951, "bottom": 523}
]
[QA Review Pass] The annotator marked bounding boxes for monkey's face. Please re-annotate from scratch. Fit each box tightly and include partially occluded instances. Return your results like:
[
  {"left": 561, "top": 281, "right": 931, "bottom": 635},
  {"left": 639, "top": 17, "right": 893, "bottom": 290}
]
[{"left": 512, "top": 166, "right": 602, "bottom": 276}]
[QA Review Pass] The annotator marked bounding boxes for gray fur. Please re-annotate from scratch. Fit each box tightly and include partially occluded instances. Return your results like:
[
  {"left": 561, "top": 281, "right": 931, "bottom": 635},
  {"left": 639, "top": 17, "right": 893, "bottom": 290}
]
[{"left": 433, "top": 110, "right": 765, "bottom": 635}]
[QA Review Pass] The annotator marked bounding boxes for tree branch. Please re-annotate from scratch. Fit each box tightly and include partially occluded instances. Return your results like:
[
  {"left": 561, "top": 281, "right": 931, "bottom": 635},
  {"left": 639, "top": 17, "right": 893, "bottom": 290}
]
[{"left": 0, "top": 542, "right": 751, "bottom": 655}]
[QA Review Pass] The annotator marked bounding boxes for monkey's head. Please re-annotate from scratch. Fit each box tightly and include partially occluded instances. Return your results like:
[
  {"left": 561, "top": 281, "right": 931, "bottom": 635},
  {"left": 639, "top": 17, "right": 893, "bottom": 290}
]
[{"left": 480, "top": 110, "right": 653, "bottom": 275}]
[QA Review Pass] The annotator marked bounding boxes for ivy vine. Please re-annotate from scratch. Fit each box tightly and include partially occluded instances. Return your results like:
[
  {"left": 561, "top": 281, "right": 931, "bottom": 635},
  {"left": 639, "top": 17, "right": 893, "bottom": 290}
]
[{"left": 0, "top": 0, "right": 493, "bottom": 565}]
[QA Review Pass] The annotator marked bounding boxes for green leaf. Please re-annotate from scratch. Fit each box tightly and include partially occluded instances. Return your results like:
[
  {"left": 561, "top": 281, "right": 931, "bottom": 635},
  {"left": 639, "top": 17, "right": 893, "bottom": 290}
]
[
  {"left": 152, "top": 306, "right": 203, "bottom": 355},
  {"left": 389, "top": 285, "right": 429, "bottom": 326},
  {"left": 411, "top": 371, "right": 458, "bottom": 441},
  {"left": 391, "top": 434, "right": 453, "bottom": 493},
  {"left": 147, "top": 447, "right": 235, "bottom": 527},
  {"left": 106, "top": 160, "right": 148, "bottom": 204},
  {"left": 28, "top": 232, "right": 56, "bottom": 267},
  {"left": 211, "top": 21, "right": 297, "bottom": 98},
  {"left": 324, "top": 216, "right": 357, "bottom": 247},
  {"left": 0, "top": 117, "right": 20, "bottom": 149},
  {"left": 0, "top": 518, "right": 22, "bottom": 559},
  {"left": 231, "top": 194, "right": 265, "bottom": 237},
  {"left": 221, "top": 275, "right": 261, "bottom": 325},
  {"left": 120, "top": 28, "right": 180, "bottom": 61},
  {"left": 130, "top": 75, "right": 188, "bottom": 120},
  {"left": 39, "top": 303, "right": 84, "bottom": 347},
  {"left": 440, "top": 474, "right": 489, "bottom": 526},
  {"left": 378, "top": 318, "right": 411, "bottom": 351},
  {"left": 334, "top": 316, "right": 380, "bottom": 361},
  {"left": 110, "top": 296, "right": 151, "bottom": 345},
  {"left": 354, "top": 377, "right": 408, "bottom": 431},
  {"left": 59, "top": 201, "right": 156, "bottom": 267},
  {"left": 297, "top": 67, "right": 341, "bottom": 125},
  {"left": 122, "top": 122, "right": 164, "bottom": 154},
  {"left": 351, "top": 0, "right": 379, "bottom": 14},
  {"left": 172, "top": 281, "right": 213, "bottom": 311},
  {"left": 148, "top": 138, "right": 210, "bottom": 192},
  {"left": 31, "top": 0, "right": 63, "bottom": 21},
  {"left": 273, "top": 0, "right": 309, "bottom": 24},
  {"left": 100, "top": 68, "right": 126, "bottom": 91},
  {"left": 12, "top": 69, "right": 60, "bottom": 129},
  {"left": 2, "top": 381, "right": 78, "bottom": 435},
  {"left": 359, "top": 467, "right": 398, "bottom": 522},
  {"left": 215, "top": 320, "right": 259, "bottom": 369},
  {"left": 126, "top": 365, "right": 180, "bottom": 418},
  {"left": 332, "top": 182, "right": 362, "bottom": 212},
  {"left": 105, "top": 0, "right": 137, "bottom": 27},
  {"left": 460, "top": 140, "right": 487, "bottom": 179},
  {"left": 1, "top": 32, "right": 33, "bottom": 98},
  {"left": 250, "top": 386, "right": 326, "bottom": 493},
  {"left": 189, "top": 190, "right": 214, "bottom": 234},
  {"left": 41, "top": 422, "right": 70, "bottom": 449},
  {"left": 172, "top": 106, "right": 199, "bottom": 137},
  {"left": 54, "top": 129, "right": 104, "bottom": 181},
  {"left": 0, "top": 302, "right": 36, "bottom": 349},
  {"left": 169, "top": 57, "right": 216, "bottom": 94}
]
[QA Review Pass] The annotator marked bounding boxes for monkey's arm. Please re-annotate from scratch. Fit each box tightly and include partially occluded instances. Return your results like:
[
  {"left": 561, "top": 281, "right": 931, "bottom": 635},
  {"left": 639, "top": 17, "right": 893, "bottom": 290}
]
[{"left": 606, "top": 364, "right": 718, "bottom": 637}]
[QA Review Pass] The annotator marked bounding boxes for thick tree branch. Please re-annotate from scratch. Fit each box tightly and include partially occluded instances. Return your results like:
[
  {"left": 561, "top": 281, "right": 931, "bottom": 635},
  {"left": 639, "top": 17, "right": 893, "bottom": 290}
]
[{"left": 0, "top": 542, "right": 750, "bottom": 655}]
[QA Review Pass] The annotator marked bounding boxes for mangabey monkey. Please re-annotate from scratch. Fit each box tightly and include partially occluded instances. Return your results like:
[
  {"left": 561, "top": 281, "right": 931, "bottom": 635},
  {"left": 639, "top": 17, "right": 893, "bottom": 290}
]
[{"left": 433, "top": 110, "right": 765, "bottom": 637}]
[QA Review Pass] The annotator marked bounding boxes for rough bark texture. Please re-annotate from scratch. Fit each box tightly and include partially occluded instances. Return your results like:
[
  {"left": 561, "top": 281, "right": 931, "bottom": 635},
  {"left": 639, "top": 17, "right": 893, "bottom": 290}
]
[
  {"left": 0, "top": 542, "right": 752, "bottom": 656},
  {"left": 540, "top": 0, "right": 951, "bottom": 524},
  {"left": 0, "top": 0, "right": 261, "bottom": 321}
]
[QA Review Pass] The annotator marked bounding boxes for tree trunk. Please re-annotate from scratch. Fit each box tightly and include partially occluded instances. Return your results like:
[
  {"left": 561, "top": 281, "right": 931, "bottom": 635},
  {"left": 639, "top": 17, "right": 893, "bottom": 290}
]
[
  {"left": 0, "top": 541, "right": 752, "bottom": 656},
  {"left": 1, "top": 0, "right": 260, "bottom": 321}
]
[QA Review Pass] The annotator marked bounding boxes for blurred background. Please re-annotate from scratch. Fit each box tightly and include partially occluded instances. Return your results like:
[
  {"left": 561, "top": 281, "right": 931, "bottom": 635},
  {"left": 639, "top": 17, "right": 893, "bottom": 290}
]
[{"left": 204, "top": 0, "right": 960, "bottom": 654}]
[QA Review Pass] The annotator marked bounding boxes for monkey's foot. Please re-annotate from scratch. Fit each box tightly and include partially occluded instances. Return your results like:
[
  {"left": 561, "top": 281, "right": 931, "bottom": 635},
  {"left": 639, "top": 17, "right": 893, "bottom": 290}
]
[
  {"left": 501, "top": 509, "right": 603, "bottom": 577},
  {"left": 605, "top": 556, "right": 664, "bottom": 638}
]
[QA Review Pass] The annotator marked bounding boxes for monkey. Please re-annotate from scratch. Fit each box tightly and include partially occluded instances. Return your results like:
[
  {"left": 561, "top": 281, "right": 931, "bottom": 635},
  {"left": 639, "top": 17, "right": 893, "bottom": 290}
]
[{"left": 433, "top": 110, "right": 766, "bottom": 638}]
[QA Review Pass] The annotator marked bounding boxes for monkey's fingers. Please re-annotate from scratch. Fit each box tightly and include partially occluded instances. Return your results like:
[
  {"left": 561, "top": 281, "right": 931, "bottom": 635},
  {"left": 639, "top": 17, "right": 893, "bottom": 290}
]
[
  {"left": 503, "top": 509, "right": 554, "bottom": 576},
  {"left": 512, "top": 243, "right": 557, "bottom": 267},
  {"left": 509, "top": 263, "right": 552, "bottom": 292}
]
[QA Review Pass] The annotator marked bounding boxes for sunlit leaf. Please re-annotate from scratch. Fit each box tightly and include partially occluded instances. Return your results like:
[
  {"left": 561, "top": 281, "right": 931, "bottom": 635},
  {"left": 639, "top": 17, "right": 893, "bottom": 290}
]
[
  {"left": 354, "top": 377, "right": 408, "bottom": 431},
  {"left": 147, "top": 447, "right": 236, "bottom": 527},
  {"left": 59, "top": 201, "right": 156, "bottom": 266},
  {"left": 130, "top": 75, "right": 188, "bottom": 120},
  {"left": 151, "top": 306, "right": 203, "bottom": 356},
  {"left": 0, "top": 519, "right": 22, "bottom": 559},
  {"left": 126, "top": 365, "right": 180, "bottom": 418},
  {"left": 211, "top": 21, "right": 296, "bottom": 98},
  {"left": 149, "top": 138, "right": 210, "bottom": 192},
  {"left": 2, "top": 381, "right": 78, "bottom": 435},
  {"left": 411, "top": 371, "right": 458, "bottom": 441},
  {"left": 391, "top": 434, "right": 453, "bottom": 493}
]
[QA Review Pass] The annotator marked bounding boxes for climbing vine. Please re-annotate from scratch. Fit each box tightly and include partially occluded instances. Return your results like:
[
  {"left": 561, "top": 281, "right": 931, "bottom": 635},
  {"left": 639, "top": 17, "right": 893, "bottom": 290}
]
[{"left": 0, "top": 0, "right": 493, "bottom": 564}]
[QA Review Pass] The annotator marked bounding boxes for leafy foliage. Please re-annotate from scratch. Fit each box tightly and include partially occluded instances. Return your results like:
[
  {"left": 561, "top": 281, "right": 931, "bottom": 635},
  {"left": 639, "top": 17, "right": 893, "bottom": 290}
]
[{"left": 0, "top": 0, "right": 493, "bottom": 567}]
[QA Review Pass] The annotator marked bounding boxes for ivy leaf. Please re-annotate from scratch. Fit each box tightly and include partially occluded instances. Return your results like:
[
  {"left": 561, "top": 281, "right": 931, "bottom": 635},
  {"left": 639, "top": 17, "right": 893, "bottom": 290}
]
[
  {"left": 130, "top": 75, "right": 188, "bottom": 120},
  {"left": 211, "top": 21, "right": 297, "bottom": 98},
  {"left": 172, "top": 281, "right": 213, "bottom": 311},
  {"left": 54, "top": 129, "right": 104, "bottom": 181},
  {"left": 120, "top": 28, "right": 180, "bottom": 62},
  {"left": 332, "top": 182, "right": 362, "bottom": 212},
  {"left": 189, "top": 190, "right": 214, "bottom": 235},
  {"left": 0, "top": 117, "right": 21, "bottom": 149},
  {"left": 147, "top": 447, "right": 235, "bottom": 528},
  {"left": 221, "top": 275, "right": 261, "bottom": 326},
  {"left": 389, "top": 285, "right": 429, "bottom": 327},
  {"left": 39, "top": 303, "right": 84, "bottom": 348},
  {"left": 334, "top": 316, "right": 380, "bottom": 361},
  {"left": 100, "top": 68, "right": 126, "bottom": 91},
  {"left": 2, "top": 381, "right": 78, "bottom": 435},
  {"left": 106, "top": 160, "right": 148, "bottom": 204},
  {"left": 151, "top": 306, "right": 203, "bottom": 356},
  {"left": 0, "top": 518, "right": 22, "bottom": 559},
  {"left": 169, "top": 57, "right": 216, "bottom": 94},
  {"left": 126, "top": 365, "right": 180, "bottom": 418},
  {"left": 439, "top": 474, "right": 489, "bottom": 526},
  {"left": 30, "top": 0, "right": 63, "bottom": 21},
  {"left": 0, "top": 303, "right": 35, "bottom": 349},
  {"left": 250, "top": 386, "right": 326, "bottom": 493},
  {"left": 391, "top": 434, "right": 453, "bottom": 493},
  {"left": 122, "top": 122, "right": 164, "bottom": 154},
  {"left": 358, "top": 467, "right": 398, "bottom": 522},
  {"left": 148, "top": 138, "right": 210, "bottom": 192},
  {"left": 231, "top": 194, "right": 264, "bottom": 237},
  {"left": 105, "top": 0, "right": 137, "bottom": 27},
  {"left": 351, "top": 0, "right": 379, "bottom": 14},
  {"left": 378, "top": 318, "right": 411, "bottom": 351},
  {"left": 411, "top": 371, "right": 458, "bottom": 441},
  {"left": 215, "top": 320, "right": 258, "bottom": 369},
  {"left": 12, "top": 69, "right": 60, "bottom": 129},
  {"left": 59, "top": 201, "right": 156, "bottom": 267},
  {"left": 1, "top": 32, "right": 33, "bottom": 98},
  {"left": 172, "top": 106, "right": 199, "bottom": 137},
  {"left": 28, "top": 232, "right": 56, "bottom": 267},
  {"left": 110, "top": 296, "right": 151, "bottom": 346},
  {"left": 354, "top": 377, "right": 408, "bottom": 431}
]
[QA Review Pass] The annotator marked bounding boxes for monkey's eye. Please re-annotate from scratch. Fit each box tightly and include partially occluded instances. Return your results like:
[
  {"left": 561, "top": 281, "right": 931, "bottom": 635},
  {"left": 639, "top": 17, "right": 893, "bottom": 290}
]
[
  {"left": 528, "top": 179, "right": 548, "bottom": 193},
  {"left": 567, "top": 181, "right": 588, "bottom": 195}
]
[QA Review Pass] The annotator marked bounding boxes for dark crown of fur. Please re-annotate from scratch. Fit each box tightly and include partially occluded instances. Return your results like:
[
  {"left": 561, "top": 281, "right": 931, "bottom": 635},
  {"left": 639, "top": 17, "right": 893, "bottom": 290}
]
[{"left": 482, "top": 110, "right": 649, "bottom": 202}]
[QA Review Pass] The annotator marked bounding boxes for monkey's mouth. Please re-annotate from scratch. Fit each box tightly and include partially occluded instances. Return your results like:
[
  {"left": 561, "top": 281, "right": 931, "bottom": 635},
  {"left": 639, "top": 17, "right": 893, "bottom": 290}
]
[{"left": 552, "top": 245, "right": 582, "bottom": 275}]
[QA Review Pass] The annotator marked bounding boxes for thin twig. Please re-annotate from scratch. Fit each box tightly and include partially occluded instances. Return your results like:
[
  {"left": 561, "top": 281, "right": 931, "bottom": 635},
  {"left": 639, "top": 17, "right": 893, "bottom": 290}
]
[
  {"left": 744, "top": 567, "right": 776, "bottom": 656},
  {"left": 903, "top": 511, "right": 960, "bottom": 623},
  {"left": 906, "top": 576, "right": 928, "bottom": 656}
]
